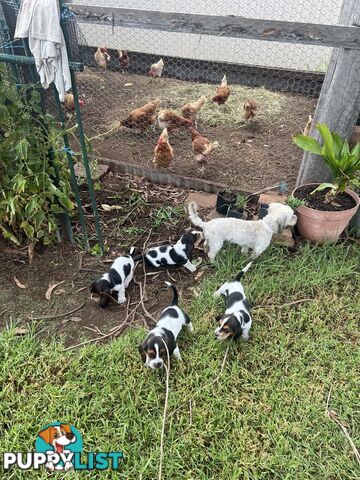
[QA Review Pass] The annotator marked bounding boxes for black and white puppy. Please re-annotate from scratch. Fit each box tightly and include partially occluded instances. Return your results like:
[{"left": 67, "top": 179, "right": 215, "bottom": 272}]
[
  {"left": 134, "top": 230, "right": 203, "bottom": 273},
  {"left": 214, "top": 262, "right": 252, "bottom": 341},
  {"left": 138, "top": 282, "right": 193, "bottom": 369},
  {"left": 90, "top": 248, "right": 135, "bottom": 308}
]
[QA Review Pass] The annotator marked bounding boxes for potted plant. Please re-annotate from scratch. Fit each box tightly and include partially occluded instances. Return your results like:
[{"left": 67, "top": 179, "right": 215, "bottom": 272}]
[
  {"left": 227, "top": 194, "right": 247, "bottom": 218},
  {"left": 293, "top": 123, "right": 360, "bottom": 243},
  {"left": 216, "top": 189, "right": 237, "bottom": 215}
]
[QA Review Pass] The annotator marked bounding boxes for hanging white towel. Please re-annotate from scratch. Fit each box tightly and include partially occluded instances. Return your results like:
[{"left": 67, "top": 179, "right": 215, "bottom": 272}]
[{"left": 14, "top": 0, "right": 71, "bottom": 102}]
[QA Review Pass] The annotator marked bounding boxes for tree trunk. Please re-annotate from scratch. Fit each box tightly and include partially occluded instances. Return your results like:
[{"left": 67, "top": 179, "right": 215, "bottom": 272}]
[{"left": 296, "top": 0, "right": 360, "bottom": 186}]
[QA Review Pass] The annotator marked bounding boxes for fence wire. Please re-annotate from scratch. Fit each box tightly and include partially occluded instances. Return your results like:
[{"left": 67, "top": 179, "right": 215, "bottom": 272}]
[
  {"left": 1, "top": 0, "right": 343, "bottom": 193},
  {"left": 64, "top": 0, "right": 343, "bottom": 191}
]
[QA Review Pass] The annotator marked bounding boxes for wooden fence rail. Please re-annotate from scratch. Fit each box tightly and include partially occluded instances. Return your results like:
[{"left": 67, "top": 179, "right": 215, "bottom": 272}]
[{"left": 71, "top": 4, "right": 360, "bottom": 50}]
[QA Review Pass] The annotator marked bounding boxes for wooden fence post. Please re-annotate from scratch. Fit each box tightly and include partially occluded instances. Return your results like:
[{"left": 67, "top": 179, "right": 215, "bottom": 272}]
[{"left": 296, "top": 0, "right": 360, "bottom": 186}]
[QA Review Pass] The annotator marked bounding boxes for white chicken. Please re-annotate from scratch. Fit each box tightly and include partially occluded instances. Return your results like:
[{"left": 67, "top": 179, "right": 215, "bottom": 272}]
[
  {"left": 95, "top": 47, "right": 110, "bottom": 70},
  {"left": 149, "top": 58, "right": 164, "bottom": 78}
]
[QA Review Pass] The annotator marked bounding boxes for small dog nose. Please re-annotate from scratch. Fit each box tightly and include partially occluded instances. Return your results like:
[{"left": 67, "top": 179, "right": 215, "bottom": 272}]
[
  {"left": 154, "top": 361, "right": 163, "bottom": 368},
  {"left": 66, "top": 433, "right": 75, "bottom": 440}
]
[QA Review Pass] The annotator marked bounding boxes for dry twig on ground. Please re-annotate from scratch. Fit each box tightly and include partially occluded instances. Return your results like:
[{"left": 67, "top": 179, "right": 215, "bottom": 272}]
[{"left": 326, "top": 387, "right": 360, "bottom": 465}]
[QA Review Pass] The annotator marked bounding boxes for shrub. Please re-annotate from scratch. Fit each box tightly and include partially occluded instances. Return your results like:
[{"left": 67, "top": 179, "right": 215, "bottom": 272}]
[{"left": 0, "top": 66, "right": 74, "bottom": 245}]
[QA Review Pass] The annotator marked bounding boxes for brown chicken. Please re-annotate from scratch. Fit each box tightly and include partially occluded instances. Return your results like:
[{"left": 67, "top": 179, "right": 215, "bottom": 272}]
[
  {"left": 180, "top": 96, "right": 207, "bottom": 127},
  {"left": 212, "top": 75, "right": 230, "bottom": 105},
  {"left": 157, "top": 110, "right": 192, "bottom": 132},
  {"left": 121, "top": 99, "right": 161, "bottom": 131},
  {"left": 243, "top": 99, "right": 257, "bottom": 120},
  {"left": 190, "top": 128, "right": 219, "bottom": 172},
  {"left": 118, "top": 49, "right": 129, "bottom": 71},
  {"left": 153, "top": 128, "right": 174, "bottom": 169},
  {"left": 64, "top": 93, "right": 85, "bottom": 112},
  {"left": 95, "top": 47, "right": 110, "bottom": 69},
  {"left": 149, "top": 58, "right": 164, "bottom": 78}
]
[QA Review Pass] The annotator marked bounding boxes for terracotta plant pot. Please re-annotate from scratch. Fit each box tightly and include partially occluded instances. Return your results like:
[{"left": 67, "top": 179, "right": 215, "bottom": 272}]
[{"left": 293, "top": 184, "right": 360, "bottom": 243}]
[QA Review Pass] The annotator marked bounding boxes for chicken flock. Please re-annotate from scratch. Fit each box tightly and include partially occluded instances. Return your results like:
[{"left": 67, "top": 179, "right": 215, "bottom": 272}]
[{"left": 64, "top": 47, "right": 259, "bottom": 175}]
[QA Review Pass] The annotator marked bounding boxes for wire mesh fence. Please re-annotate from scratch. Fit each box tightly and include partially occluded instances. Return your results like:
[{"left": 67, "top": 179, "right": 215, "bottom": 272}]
[
  {"left": 1, "top": 0, "right": 351, "bottom": 197},
  {"left": 65, "top": 0, "right": 343, "bottom": 192},
  {"left": 0, "top": 0, "right": 103, "bottom": 252}
]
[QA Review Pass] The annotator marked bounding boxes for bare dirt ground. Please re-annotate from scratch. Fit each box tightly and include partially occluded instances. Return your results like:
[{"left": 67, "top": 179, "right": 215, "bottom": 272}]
[
  {"left": 0, "top": 173, "right": 209, "bottom": 347},
  {"left": 75, "top": 70, "right": 316, "bottom": 192}
]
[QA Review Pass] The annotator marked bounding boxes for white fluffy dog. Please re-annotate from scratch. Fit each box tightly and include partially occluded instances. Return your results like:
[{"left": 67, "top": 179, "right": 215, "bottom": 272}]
[{"left": 188, "top": 201, "right": 297, "bottom": 261}]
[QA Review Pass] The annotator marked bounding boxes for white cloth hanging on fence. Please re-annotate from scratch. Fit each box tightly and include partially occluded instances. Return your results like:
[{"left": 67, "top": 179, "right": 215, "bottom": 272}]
[{"left": 14, "top": 0, "right": 71, "bottom": 102}]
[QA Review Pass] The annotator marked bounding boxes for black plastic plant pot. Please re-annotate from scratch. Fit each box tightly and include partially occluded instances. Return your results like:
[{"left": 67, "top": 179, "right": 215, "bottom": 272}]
[
  {"left": 258, "top": 203, "right": 269, "bottom": 220},
  {"left": 227, "top": 208, "right": 244, "bottom": 219},
  {"left": 216, "top": 191, "right": 237, "bottom": 215},
  {"left": 246, "top": 194, "right": 260, "bottom": 206}
]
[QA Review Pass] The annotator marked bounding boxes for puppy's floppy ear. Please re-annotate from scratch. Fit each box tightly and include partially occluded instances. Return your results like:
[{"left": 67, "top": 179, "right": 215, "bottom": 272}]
[
  {"left": 38, "top": 426, "right": 55, "bottom": 445},
  {"left": 185, "top": 242, "right": 194, "bottom": 260},
  {"left": 138, "top": 341, "right": 147, "bottom": 363},
  {"left": 99, "top": 289, "right": 111, "bottom": 308},
  {"left": 232, "top": 316, "right": 242, "bottom": 340},
  {"left": 89, "top": 281, "right": 96, "bottom": 293}
]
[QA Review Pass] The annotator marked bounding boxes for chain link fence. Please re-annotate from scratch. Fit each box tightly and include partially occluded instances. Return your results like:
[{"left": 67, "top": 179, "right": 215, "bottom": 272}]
[
  {"left": 64, "top": 0, "right": 343, "bottom": 192},
  {"left": 1, "top": 0, "right": 344, "bottom": 194}
]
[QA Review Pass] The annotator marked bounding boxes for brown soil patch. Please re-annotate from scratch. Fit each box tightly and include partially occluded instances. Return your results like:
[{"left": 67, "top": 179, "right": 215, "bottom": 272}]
[
  {"left": 0, "top": 173, "right": 209, "bottom": 347},
  {"left": 75, "top": 70, "right": 316, "bottom": 192}
]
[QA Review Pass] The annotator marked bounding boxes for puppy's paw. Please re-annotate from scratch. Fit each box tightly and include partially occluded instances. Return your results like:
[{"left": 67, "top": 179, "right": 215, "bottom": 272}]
[
  {"left": 117, "top": 297, "right": 126, "bottom": 304},
  {"left": 213, "top": 290, "right": 221, "bottom": 298},
  {"left": 187, "top": 322, "right": 194, "bottom": 332}
]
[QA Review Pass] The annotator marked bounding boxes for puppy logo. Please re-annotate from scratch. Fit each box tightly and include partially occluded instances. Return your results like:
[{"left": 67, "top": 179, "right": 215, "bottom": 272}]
[{"left": 35, "top": 422, "right": 83, "bottom": 471}]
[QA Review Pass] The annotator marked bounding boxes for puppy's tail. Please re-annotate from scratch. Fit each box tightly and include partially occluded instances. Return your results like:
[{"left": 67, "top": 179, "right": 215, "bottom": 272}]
[
  {"left": 165, "top": 281, "right": 178, "bottom": 306},
  {"left": 188, "top": 201, "right": 205, "bottom": 229},
  {"left": 133, "top": 254, "right": 144, "bottom": 262},
  {"left": 235, "top": 261, "right": 252, "bottom": 281}
]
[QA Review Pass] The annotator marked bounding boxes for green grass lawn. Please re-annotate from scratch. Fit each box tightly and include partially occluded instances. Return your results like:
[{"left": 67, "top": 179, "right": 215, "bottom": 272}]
[{"left": 1, "top": 243, "right": 359, "bottom": 479}]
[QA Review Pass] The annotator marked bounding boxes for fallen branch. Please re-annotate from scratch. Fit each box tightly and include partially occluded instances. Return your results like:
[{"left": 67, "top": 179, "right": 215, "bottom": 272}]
[
  {"left": 158, "top": 340, "right": 170, "bottom": 480},
  {"left": 134, "top": 278, "right": 158, "bottom": 325},
  {"left": 134, "top": 228, "right": 158, "bottom": 325},
  {"left": 64, "top": 301, "right": 141, "bottom": 351},
  {"left": 31, "top": 302, "right": 85, "bottom": 321},
  {"left": 326, "top": 387, "right": 360, "bottom": 465},
  {"left": 253, "top": 298, "right": 313, "bottom": 310}
]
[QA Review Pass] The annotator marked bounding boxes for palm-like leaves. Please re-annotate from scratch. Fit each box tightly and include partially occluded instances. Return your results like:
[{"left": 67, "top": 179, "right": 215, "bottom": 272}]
[{"left": 293, "top": 123, "right": 360, "bottom": 193}]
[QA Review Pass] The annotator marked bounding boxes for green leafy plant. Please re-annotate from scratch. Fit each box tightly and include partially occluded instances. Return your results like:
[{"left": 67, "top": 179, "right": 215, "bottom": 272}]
[
  {"left": 293, "top": 123, "right": 360, "bottom": 202},
  {"left": 90, "top": 243, "right": 108, "bottom": 256},
  {"left": 235, "top": 194, "right": 247, "bottom": 210},
  {"left": 286, "top": 195, "right": 305, "bottom": 210},
  {"left": 151, "top": 205, "right": 185, "bottom": 228},
  {"left": 0, "top": 66, "right": 75, "bottom": 245}
]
